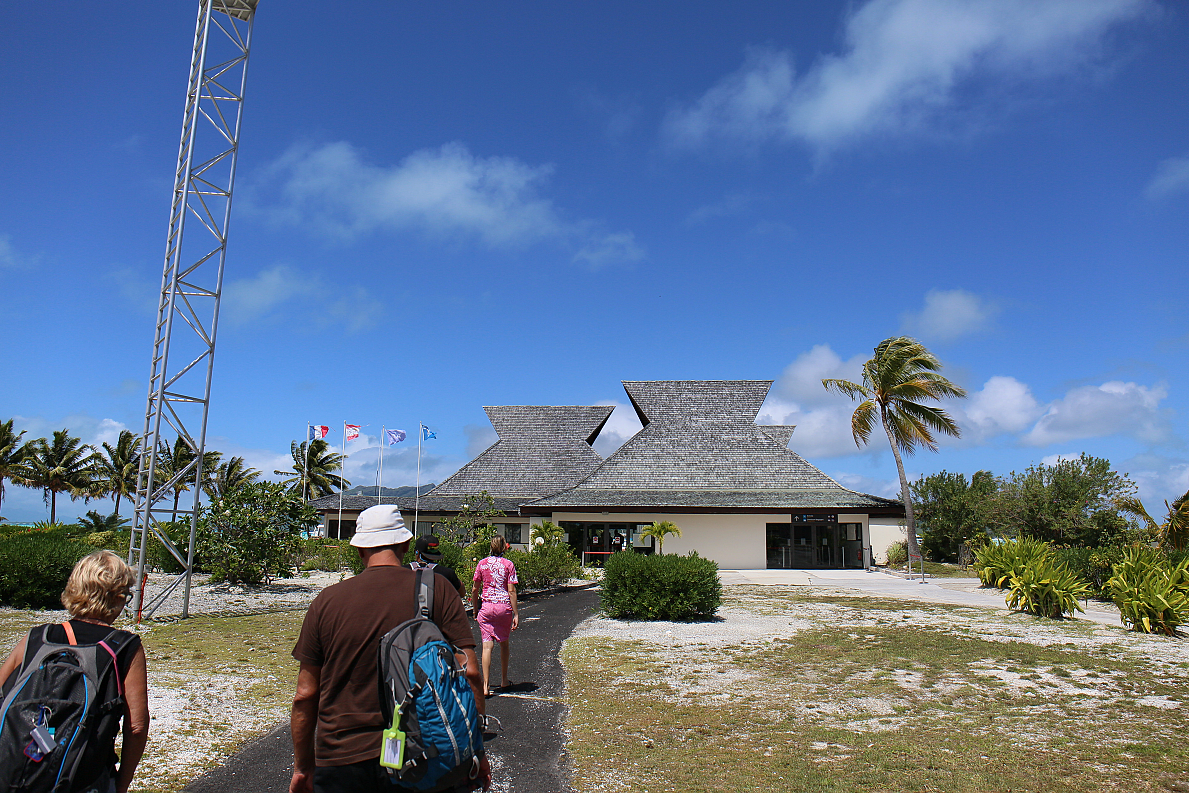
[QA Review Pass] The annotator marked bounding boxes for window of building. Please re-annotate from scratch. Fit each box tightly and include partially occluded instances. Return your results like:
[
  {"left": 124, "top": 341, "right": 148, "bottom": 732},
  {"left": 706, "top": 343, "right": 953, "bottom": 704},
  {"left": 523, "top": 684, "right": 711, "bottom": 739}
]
[{"left": 503, "top": 524, "right": 523, "bottom": 544}]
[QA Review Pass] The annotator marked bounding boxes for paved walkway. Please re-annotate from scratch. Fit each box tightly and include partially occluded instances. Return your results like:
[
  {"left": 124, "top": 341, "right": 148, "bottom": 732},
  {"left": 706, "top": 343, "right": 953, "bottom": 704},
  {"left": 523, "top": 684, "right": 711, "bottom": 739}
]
[{"left": 718, "top": 568, "right": 1124, "bottom": 628}]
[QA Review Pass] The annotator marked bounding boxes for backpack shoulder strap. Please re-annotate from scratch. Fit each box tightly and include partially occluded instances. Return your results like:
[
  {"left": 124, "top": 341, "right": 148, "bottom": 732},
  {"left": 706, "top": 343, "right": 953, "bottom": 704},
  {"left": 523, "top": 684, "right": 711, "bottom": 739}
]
[
  {"left": 415, "top": 567, "right": 436, "bottom": 621},
  {"left": 62, "top": 621, "right": 77, "bottom": 645}
]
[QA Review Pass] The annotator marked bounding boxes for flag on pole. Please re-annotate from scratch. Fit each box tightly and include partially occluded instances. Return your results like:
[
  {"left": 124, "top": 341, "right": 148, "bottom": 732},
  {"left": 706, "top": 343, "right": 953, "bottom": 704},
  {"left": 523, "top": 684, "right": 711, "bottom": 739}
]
[
  {"left": 345, "top": 424, "right": 361, "bottom": 442},
  {"left": 387, "top": 429, "right": 406, "bottom": 445},
  {"left": 309, "top": 425, "right": 329, "bottom": 440},
  {"left": 421, "top": 424, "right": 436, "bottom": 440}
]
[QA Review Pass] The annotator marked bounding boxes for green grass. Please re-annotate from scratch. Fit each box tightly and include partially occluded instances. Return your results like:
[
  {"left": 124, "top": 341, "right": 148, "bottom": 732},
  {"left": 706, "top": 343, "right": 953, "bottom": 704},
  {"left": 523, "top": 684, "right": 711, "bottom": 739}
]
[
  {"left": 562, "top": 589, "right": 1189, "bottom": 793},
  {"left": 888, "top": 560, "right": 975, "bottom": 578}
]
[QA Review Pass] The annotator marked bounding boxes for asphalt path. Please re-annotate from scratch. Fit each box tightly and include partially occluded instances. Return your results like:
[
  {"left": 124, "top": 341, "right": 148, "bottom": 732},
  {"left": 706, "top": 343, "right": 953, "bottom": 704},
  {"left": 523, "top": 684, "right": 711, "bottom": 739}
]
[{"left": 183, "top": 585, "right": 598, "bottom": 793}]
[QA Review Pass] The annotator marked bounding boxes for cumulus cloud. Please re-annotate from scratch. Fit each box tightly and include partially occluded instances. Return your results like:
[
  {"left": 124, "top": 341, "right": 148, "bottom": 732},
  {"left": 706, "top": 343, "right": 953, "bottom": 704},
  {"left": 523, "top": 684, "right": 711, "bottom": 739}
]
[
  {"left": 664, "top": 0, "right": 1150, "bottom": 152},
  {"left": 1145, "top": 154, "right": 1189, "bottom": 200},
  {"left": 901, "top": 289, "right": 997, "bottom": 341},
  {"left": 1023, "top": 381, "right": 1171, "bottom": 446},
  {"left": 256, "top": 141, "right": 641, "bottom": 265},
  {"left": 830, "top": 471, "right": 907, "bottom": 499},
  {"left": 953, "top": 376, "right": 1042, "bottom": 441},
  {"left": 592, "top": 402, "right": 644, "bottom": 458},
  {"left": 1122, "top": 453, "right": 1189, "bottom": 508}
]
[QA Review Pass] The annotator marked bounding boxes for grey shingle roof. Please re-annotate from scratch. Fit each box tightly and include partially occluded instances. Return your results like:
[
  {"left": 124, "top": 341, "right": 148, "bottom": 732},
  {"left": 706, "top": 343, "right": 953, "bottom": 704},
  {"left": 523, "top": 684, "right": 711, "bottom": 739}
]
[
  {"left": 309, "top": 494, "right": 526, "bottom": 514},
  {"left": 528, "top": 380, "right": 900, "bottom": 512},
  {"left": 428, "top": 405, "right": 615, "bottom": 499}
]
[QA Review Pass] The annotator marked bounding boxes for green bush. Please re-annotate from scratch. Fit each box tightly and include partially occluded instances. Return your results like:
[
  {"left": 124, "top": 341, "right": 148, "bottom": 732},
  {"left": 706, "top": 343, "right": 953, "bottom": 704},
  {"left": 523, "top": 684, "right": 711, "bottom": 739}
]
[
  {"left": 197, "top": 482, "right": 316, "bottom": 585},
  {"left": 299, "top": 538, "right": 361, "bottom": 574},
  {"left": 1050, "top": 545, "right": 1124, "bottom": 598},
  {"left": 147, "top": 521, "right": 193, "bottom": 575},
  {"left": 1004, "top": 555, "right": 1089, "bottom": 618},
  {"left": 1107, "top": 546, "right": 1189, "bottom": 635},
  {"left": 974, "top": 538, "right": 1051, "bottom": 589},
  {"left": 601, "top": 551, "right": 721, "bottom": 621},
  {"left": 506, "top": 545, "right": 582, "bottom": 590},
  {"left": 0, "top": 532, "right": 91, "bottom": 609},
  {"left": 885, "top": 540, "right": 908, "bottom": 566}
]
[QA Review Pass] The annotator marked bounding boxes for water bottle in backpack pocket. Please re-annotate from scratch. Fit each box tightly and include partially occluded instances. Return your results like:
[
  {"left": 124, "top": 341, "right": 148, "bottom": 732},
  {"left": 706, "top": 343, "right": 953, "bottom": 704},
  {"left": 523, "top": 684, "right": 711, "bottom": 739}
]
[
  {"left": 0, "top": 625, "right": 127, "bottom": 793},
  {"left": 377, "top": 569, "right": 483, "bottom": 792}
]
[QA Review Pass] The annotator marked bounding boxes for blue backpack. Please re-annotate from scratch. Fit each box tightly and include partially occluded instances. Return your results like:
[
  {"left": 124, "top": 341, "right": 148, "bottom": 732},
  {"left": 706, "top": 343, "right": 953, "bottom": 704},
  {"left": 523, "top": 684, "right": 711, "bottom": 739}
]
[{"left": 377, "top": 569, "right": 483, "bottom": 791}]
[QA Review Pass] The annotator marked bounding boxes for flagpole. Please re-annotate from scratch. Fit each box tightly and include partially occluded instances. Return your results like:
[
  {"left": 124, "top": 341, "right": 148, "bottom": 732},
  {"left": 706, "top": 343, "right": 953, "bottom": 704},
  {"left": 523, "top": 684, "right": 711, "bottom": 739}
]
[
  {"left": 337, "top": 420, "right": 345, "bottom": 539},
  {"left": 414, "top": 423, "right": 422, "bottom": 536},
  {"left": 377, "top": 425, "right": 384, "bottom": 506},
  {"left": 303, "top": 423, "right": 310, "bottom": 506}
]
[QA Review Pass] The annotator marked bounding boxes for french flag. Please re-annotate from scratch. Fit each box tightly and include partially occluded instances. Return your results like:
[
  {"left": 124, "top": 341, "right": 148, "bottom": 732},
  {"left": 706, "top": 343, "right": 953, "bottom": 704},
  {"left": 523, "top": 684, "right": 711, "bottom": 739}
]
[{"left": 309, "top": 425, "right": 329, "bottom": 440}]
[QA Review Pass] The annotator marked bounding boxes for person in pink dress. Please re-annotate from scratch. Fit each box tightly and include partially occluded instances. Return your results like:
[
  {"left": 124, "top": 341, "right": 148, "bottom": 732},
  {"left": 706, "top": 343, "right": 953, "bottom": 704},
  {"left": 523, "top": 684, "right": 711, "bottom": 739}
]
[{"left": 471, "top": 536, "right": 519, "bottom": 696}]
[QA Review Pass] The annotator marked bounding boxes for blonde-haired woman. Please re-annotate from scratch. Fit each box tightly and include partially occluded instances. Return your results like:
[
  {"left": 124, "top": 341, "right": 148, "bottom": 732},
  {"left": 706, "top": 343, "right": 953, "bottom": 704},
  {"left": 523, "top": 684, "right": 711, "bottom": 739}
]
[
  {"left": 0, "top": 550, "right": 149, "bottom": 793},
  {"left": 471, "top": 535, "right": 519, "bottom": 696}
]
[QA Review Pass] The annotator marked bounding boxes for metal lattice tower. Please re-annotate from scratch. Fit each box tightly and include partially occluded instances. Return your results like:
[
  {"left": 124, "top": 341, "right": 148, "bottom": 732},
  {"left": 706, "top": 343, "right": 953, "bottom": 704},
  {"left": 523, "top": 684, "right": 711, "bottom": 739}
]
[{"left": 129, "top": 0, "right": 258, "bottom": 620}]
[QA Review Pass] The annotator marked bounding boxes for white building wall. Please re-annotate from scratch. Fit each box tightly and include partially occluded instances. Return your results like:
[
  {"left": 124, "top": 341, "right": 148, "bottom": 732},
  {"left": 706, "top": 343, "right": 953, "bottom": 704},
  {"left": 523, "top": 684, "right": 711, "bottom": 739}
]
[
  {"left": 868, "top": 517, "right": 906, "bottom": 564},
  {"left": 549, "top": 512, "right": 784, "bottom": 569}
]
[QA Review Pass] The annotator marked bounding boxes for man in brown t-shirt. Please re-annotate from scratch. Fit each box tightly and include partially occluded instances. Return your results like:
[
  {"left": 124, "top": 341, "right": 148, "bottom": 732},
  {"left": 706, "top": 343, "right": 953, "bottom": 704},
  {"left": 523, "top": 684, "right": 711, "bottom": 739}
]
[{"left": 290, "top": 505, "right": 490, "bottom": 792}]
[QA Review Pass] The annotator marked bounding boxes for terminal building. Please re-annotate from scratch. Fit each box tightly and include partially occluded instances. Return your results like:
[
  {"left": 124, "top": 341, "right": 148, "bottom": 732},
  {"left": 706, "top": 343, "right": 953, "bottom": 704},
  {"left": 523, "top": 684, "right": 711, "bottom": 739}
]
[{"left": 309, "top": 380, "right": 906, "bottom": 569}]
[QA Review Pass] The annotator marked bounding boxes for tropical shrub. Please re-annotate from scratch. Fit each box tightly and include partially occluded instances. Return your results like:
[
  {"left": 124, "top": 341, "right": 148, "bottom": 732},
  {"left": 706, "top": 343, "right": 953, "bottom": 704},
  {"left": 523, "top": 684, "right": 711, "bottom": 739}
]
[
  {"left": 601, "top": 551, "right": 721, "bottom": 621},
  {"left": 299, "top": 538, "right": 360, "bottom": 574},
  {"left": 506, "top": 545, "right": 582, "bottom": 590},
  {"left": 0, "top": 532, "right": 91, "bottom": 608},
  {"left": 1051, "top": 545, "right": 1125, "bottom": 598},
  {"left": 147, "top": 520, "right": 193, "bottom": 575},
  {"left": 974, "top": 538, "right": 1051, "bottom": 589},
  {"left": 1005, "top": 555, "right": 1090, "bottom": 618},
  {"left": 1107, "top": 546, "right": 1189, "bottom": 635},
  {"left": 197, "top": 482, "right": 317, "bottom": 585},
  {"left": 530, "top": 520, "right": 566, "bottom": 548},
  {"left": 885, "top": 540, "right": 908, "bottom": 566}
]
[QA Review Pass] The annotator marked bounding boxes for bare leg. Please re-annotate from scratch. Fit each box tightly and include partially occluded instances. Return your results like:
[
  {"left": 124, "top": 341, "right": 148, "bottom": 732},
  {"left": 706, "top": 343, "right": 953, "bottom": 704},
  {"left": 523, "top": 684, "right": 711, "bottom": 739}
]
[
  {"left": 481, "top": 640, "right": 494, "bottom": 695},
  {"left": 499, "top": 639, "right": 510, "bottom": 687}
]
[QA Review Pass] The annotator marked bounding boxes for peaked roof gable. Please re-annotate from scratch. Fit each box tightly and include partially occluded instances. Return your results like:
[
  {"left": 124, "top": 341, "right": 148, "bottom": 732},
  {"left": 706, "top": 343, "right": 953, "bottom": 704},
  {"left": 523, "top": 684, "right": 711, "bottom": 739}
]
[
  {"left": 569, "top": 380, "right": 843, "bottom": 491},
  {"left": 429, "top": 405, "right": 614, "bottom": 499}
]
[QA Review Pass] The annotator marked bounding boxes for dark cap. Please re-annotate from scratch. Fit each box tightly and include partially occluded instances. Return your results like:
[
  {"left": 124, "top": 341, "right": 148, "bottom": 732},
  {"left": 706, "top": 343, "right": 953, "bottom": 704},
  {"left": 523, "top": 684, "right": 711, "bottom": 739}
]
[{"left": 415, "top": 534, "right": 444, "bottom": 561}]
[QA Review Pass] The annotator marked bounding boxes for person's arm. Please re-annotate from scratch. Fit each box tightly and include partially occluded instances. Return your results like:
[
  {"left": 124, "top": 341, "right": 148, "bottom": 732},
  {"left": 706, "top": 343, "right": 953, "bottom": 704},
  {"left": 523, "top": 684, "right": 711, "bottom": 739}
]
[
  {"left": 456, "top": 646, "right": 492, "bottom": 791},
  {"left": 471, "top": 566, "right": 483, "bottom": 614},
  {"left": 116, "top": 646, "right": 149, "bottom": 793},
  {"left": 290, "top": 663, "right": 321, "bottom": 793},
  {"left": 507, "top": 575, "right": 519, "bottom": 632},
  {"left": 0, "top": 635, "right": 27, "bottom": 689}
]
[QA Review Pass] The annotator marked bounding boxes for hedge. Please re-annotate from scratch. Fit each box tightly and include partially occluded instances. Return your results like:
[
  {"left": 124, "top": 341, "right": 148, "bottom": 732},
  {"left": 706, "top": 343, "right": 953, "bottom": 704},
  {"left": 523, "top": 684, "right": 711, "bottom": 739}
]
[
  {"left": 601, "top": 551, "right": 721, "bottom": 621},
  {"left": 0, "top": 531, "right": 92, "bottom": 609}
]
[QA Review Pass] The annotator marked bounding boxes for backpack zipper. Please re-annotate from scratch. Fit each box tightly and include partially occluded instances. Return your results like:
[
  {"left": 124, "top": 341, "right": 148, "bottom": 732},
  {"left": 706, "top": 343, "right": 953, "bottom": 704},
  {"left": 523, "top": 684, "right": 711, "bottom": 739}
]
[{"left": 426, "top": 653, "right": 461, "bottom": 766}]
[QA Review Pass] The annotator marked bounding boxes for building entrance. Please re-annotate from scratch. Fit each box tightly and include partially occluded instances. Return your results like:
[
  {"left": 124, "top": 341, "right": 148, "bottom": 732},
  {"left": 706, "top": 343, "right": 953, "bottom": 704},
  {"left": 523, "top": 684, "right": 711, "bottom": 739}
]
[{"left": 766, "top": 520, "right": 864, "bottom": 569}]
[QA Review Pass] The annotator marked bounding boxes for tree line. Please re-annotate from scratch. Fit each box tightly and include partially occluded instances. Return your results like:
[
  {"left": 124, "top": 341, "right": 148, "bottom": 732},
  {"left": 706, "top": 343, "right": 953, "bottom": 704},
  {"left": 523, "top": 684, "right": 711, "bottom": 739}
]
[
  {"left": 913, "top": 453, "right": 1189, "bottom": 561},
  {"left": 0, "top": 419, "right": 351, "bottom": 524}
]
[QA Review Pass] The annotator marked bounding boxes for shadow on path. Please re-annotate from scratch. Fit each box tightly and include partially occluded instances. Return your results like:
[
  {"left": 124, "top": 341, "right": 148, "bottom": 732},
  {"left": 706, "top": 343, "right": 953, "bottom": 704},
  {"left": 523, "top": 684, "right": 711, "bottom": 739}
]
[{"left": 183, "top": 586, "right": 599, "bottom": 793}]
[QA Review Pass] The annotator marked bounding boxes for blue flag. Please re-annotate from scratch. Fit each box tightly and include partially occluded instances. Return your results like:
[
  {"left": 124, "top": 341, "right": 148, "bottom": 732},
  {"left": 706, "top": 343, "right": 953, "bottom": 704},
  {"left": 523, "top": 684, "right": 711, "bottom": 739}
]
[
  {"left": 387, "top": 429, "right": 406, "bottom": 445},
  {"left": 421, "top": 425, "right": 436, "bottom": 440}
]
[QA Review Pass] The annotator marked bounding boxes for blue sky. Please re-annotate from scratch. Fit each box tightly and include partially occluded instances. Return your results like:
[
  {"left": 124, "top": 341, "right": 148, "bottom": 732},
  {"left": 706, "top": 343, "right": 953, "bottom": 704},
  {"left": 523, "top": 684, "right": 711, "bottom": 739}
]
[{"left": 3, "top": 0, "right": 1187, "bottom": 523}]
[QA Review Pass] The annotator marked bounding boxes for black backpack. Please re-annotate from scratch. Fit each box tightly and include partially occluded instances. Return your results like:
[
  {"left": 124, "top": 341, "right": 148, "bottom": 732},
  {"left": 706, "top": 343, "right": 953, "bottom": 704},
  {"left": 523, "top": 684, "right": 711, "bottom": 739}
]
[
  {"left": 0, "top": 624, "right": 129, "bottom": 793},
  {"left": 377, "top": 569, "right": 483, "bottom": 791}
]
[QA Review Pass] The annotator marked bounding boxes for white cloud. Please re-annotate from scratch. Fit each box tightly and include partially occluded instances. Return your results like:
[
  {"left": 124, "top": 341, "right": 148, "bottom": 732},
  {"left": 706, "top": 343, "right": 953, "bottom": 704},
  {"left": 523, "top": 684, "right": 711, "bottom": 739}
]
[
  {"left": 954, "top": 376, "right": 1041, "bottom": 441},
  {"left": 592, "top": 402, "right": 644, "bottom": 458},
  {"left": 685, "top": 193, "right": 755, "bottom": 225},
  {"left": 830, "top": 471, "right": 906, "bottom": 499},
  {"left": 1023, "top": 381, "right": 1171, "bottom": 446},
  {"left": 221, "top": 264, "right": 382, "bottom": 331},
  {"left": 257, "top": 141, "right": 641, "bottom": 264},
  {"left": 464, "top": 424, "right": 499, "bottom": 459},
  {"left": 1122, "top": 453, "right": 1189, "bottom": 508},
  {"left": 665, "top": 0, "right": 1150, "bottom": 152},
  {"left": 0, "top": 234, "right": 39, "bottom": 269},
  {"left": 901, "top": 288, "right": 997, "bottom": 341},
  {"left": 772, "top": 344, "right": 867, "bottom": 407},
  {"left": 223, "top": 265, "right": 315, "bottom": 324},
  {"left": 1145, "top": 154, "right": 1189, "bottom": 200}
]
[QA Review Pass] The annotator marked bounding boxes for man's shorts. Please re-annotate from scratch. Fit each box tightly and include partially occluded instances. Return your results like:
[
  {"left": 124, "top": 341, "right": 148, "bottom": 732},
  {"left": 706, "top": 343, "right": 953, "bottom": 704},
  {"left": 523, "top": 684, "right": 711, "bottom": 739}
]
[{"left": 315, "top": 759, "right": 475, "bottom": 793}]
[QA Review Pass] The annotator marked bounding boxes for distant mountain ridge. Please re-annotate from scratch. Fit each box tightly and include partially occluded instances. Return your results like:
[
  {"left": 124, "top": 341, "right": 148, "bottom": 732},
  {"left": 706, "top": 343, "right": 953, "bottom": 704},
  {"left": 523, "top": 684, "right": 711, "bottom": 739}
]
[{"left": 342, "top": 484, "right": 436, "bottom": 498}]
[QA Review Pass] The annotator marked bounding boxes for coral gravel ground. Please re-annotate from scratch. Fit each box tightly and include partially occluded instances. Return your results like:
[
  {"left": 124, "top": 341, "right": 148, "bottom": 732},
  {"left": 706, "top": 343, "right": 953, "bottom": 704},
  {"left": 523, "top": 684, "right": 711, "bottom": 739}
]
[{"left": 1, "top": 570, "right": 1186, "bottom": 792}]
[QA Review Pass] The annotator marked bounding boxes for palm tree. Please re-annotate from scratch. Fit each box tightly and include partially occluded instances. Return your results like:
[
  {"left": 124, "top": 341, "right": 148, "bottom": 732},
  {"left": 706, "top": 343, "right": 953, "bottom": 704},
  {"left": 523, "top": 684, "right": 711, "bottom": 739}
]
[
  {"left": 530, "top": 520, "right": 566, "bottom": 548},
  {"left": 823, "top": 336, "right": 966, "bottom": 562},
  {"left": 95, "top": 430, "right": 141, "bottom": 518},
  {"left": 1116, "top": 489, "right": 1189, "bottom": 551},
  {"left": 642, "top": 520, "right": 682, "bottom": 555},
  {"left": 0, "top": 419, "right": 31, "bottom": 519},
  {"left": 78, "top": 509, "right": 131, "bottom": 533},
  {"left": 13, "top": 429, "right": 100, "bottom": 523},
  {"left": 275, "top": 439, "right": 349, "bottom": 500},
  {"left": 154, "top": 437, "right": 222, "bottom": 515},
  {"left": 204, "top": 456, "right": 261, "bottom": 501}
]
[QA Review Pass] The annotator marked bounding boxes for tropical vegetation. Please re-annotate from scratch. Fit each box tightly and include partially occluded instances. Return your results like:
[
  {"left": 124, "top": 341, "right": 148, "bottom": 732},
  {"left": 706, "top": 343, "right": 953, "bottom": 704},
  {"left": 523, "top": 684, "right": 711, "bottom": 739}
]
[
  {"left": 274, "top": 438, "right": 349, "bottom": 500},
  {"left": 823, "top": 336, "right": 966, "bottom": 563},
  {"left": 642, "top": 520, "right": 681, "bottom": 554}
]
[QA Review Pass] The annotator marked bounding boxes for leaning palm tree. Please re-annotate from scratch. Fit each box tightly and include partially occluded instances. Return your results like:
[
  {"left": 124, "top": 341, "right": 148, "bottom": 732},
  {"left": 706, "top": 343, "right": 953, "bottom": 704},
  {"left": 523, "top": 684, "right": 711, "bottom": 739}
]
[
  {"left": 13, "top": 429, "right": 100, "bottom": 523},
  {"left": 1116, "top": 489, "right": 1189, "bottom": 551},
  {"left": 154, "top": 437, "right": 222, "bottom": 516},
  {"left": 275, "top": 438, "right": 349, "bottom": 500},
  {"left": 204, "top": 455, "right": 261, "bottom": 501},
  {"left": 0, "top": 419, "right": 32, "bottom": 519},
  {"left": 95, "top": 430, "right": 141, "bottom": 518},
  {"left": 823, "top": 336, "right": 967, "bottom": 562},
  {"left": 642, "top": 520, "right": 682, "bottom": 555}
]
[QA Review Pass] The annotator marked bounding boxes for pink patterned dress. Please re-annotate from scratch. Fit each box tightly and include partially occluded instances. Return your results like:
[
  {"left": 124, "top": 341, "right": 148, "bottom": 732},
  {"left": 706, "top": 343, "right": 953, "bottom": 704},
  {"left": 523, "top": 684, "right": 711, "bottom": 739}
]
[{"left": 473, "top": 555, "right": 518, "bottom": 642}]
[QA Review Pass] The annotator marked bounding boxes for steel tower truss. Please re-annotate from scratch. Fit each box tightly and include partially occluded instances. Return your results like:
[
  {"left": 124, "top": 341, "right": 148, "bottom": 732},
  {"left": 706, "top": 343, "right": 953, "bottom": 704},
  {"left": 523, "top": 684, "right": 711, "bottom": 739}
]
[{"left": 130, "top": 0, "right": 258, "bottom": 620}]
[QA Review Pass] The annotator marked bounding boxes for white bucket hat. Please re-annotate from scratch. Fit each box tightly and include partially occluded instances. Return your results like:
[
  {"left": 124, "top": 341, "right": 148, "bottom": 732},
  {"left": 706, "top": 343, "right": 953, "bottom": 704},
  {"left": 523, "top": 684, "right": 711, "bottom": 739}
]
[{"left": 350, "top": 505, "right": 413, "bottom": 548}]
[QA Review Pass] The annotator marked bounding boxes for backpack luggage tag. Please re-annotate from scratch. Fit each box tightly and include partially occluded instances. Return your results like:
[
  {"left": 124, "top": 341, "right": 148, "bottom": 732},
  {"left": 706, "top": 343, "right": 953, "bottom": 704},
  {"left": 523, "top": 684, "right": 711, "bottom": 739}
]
[{"left": 379, "top": 714, "right": 406, "bottom": 770}]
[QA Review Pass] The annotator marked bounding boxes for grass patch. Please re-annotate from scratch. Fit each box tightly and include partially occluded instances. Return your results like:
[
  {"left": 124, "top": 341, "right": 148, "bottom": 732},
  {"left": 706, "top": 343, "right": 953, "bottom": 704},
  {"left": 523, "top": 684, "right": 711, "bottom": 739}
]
[
  {"left": 888, "top": 560, "right": 975, "bottom": 578},
  {"left": 562, "top": 589, "right": 1189, "bottom": 792}
]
